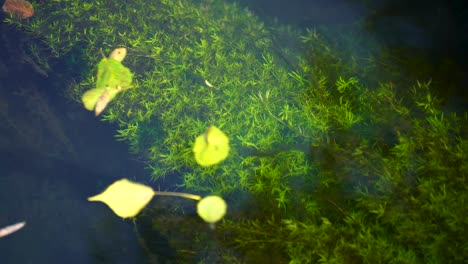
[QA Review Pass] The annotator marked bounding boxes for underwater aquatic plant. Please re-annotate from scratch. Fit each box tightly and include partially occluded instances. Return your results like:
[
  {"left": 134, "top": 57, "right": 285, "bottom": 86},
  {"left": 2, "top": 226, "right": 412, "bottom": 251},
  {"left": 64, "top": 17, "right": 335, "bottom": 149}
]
[{"left": 1, "top": 0, "right": 33, "bottom": 19}]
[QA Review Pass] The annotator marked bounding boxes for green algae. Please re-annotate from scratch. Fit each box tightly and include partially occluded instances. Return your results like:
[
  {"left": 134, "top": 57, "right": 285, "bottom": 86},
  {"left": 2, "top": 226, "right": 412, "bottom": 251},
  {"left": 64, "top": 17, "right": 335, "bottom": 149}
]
[{"left": 5, "top": 0, "right": 467, "bottom": 262}]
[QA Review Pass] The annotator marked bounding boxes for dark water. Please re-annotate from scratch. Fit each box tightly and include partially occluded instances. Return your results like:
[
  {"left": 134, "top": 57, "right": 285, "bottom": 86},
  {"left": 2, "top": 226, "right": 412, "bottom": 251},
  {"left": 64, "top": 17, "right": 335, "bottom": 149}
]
[
  {"left": 0, "top": 21, "right": 150, "bottom": 263},
  {"left": 0, "top": 154, "right": 148, "bottom": 263},
  {"left": 235, "top": 0, "right": 468, "bottom": 104},
  {"left": 0, "top": 0, "right": 466, "bottom": 263}
]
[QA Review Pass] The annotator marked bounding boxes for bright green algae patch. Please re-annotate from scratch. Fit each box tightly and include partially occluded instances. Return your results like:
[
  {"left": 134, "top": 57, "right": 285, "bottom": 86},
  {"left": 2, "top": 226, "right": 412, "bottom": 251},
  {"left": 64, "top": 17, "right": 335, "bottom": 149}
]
[
  {"left": 12, "top": 0, "right": 319, "bottom": 196},
  {"left": 6, "top": 0, "right": 468, "bottom": 263}
]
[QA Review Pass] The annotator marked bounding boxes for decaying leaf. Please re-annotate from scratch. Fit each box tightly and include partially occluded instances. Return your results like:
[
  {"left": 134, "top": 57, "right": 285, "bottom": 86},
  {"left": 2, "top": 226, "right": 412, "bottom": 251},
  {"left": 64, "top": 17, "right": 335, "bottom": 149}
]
[
  {"left": 93, "top": 90, "right": 111, "bottom": 116},
  {"left": 82, "top": 87, "right": 106, "bottom": 111},
  {"left": 95, "top": 54, "right": 132, "bottom": 89},
  {"left": 0, "top": 221, "right": 26, "bottom": 238},
  {"left": 81, "top": 47, "right": 133, "bottom": 116},
  {"left": 109, "top": 47, "right": 127, "bottom": 62},
  {"left": 204, "top": 79, "right": 215, "bottom": 88}
]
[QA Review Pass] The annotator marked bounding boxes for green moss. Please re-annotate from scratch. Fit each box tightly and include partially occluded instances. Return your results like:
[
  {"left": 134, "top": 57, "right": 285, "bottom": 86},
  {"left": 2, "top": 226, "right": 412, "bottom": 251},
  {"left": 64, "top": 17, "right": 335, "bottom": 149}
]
[{"left": 6, "top": 0, "right": 467, "bottom": 262}]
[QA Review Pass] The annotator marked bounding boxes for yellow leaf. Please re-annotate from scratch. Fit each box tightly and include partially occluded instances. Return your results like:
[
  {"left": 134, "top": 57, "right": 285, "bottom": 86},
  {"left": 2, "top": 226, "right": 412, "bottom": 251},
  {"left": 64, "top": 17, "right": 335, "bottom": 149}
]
[
  {"left": 81, "top": 87, "right": 106, "bottom": 111},
  {"left": 197, "top": 196, "right": 227, "bottom": 224},
  {"left": 193, "top": 125, "right": 230, "bottom": 166},
  {"left": 109, "top": 47, "right": 127, "bottom": 62},
  {"left": 88, "top": 179, "right": 155, "bottom": 218},
  {"left": 81, "top": 47, "right": 133, "bottom": 115}
]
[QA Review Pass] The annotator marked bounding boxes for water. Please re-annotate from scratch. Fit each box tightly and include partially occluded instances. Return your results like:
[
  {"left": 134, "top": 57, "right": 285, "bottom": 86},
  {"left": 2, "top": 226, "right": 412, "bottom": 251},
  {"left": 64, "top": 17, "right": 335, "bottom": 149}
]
[
  {"left": 0, "top": 23, "right": 150, "bottom": 263},
  {"left": 1, "top": 0, "right": 466, "bottom": 263}
]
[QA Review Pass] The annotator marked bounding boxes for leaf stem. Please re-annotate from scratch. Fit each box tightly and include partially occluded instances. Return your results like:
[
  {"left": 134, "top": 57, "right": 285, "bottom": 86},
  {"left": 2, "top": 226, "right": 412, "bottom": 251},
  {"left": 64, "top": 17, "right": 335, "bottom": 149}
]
[{"left": 154, "top": 191, "right": 201, "bottom": 201}]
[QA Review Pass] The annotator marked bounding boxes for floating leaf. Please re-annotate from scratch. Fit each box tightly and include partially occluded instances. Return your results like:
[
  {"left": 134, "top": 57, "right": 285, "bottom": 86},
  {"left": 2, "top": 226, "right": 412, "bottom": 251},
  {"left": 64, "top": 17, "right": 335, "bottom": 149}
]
[
  {"left": 82, "top": 86, "right": 122, "bottom": 115},
  {"left": 81, "top": 47, "right": 134, "bottom": 115},
  {"left": 82, "top": 87, "right": 106, "bottom": 111},
  {"left": 94, "top": 88, "right": 123, "bottom": 116},
  {"left": 94, "top": 90, "right": 112, "bottom": 116},
  {"left": 193, "top": 125, "right": 230, "bottom": 166},
  {"left": 109, "top": 47, "right": 127, "bottom": 62},
  {"left": 95, "top": 56, "right": 133, "bottom": 90},
  {"left": 197, "top": 196, "right": 227, "bottom": 224},
  {"left": 88, "top": 178, "right": 155, "bottom": 218}
]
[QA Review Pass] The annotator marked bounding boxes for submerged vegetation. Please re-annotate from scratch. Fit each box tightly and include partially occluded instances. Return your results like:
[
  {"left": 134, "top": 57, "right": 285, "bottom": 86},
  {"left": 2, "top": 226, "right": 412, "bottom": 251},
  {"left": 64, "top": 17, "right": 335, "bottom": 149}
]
[{"left": 5, "top": 0, "right": 467, "bottom": 262}]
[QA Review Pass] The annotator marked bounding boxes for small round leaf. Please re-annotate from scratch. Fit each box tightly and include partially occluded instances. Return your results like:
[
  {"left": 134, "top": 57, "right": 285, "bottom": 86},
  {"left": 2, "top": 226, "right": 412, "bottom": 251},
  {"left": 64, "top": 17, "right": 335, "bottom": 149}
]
[
  {"left": 197, "top": 195, "right": 227, "bottom": 224},
  {"left": 193, "top": 125, "right": 230, "bottom": 166}
]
